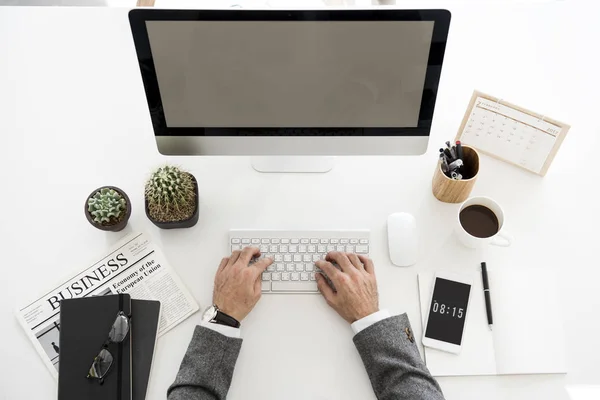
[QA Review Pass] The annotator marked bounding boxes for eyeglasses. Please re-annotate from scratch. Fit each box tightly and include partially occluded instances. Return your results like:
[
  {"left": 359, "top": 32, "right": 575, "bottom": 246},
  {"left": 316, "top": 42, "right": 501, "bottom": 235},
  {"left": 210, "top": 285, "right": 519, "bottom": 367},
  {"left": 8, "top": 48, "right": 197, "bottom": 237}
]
[{"left": 86, "top": 311, "right": 130, "bottom": 384}]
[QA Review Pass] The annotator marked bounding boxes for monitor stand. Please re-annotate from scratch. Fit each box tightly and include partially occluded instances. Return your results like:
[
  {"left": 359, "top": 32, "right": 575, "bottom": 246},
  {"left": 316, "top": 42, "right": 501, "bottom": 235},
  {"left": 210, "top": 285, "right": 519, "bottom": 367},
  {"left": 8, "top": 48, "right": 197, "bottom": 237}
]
[{"left": 251, "top": 156, "right": 335, "bottom": 173}]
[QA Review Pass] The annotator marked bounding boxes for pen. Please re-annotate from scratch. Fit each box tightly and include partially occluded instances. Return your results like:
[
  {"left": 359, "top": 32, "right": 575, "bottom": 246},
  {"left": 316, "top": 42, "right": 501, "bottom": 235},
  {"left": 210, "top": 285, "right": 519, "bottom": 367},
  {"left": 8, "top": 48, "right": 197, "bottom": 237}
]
[
  {"left": 448, "top": 159, "right": 463, "bottom": 170},
  {"left": 441, "top": 156, "right": 450, "bottom": 174},
  {"left": 443, "top": 148, "right": 454, "bottom": 161},
  {"left": 456, "top": 140, "right": 464, "bottom": 161},
  {"left": 481, "top": 262, "right": 493, "bottom": 331}
]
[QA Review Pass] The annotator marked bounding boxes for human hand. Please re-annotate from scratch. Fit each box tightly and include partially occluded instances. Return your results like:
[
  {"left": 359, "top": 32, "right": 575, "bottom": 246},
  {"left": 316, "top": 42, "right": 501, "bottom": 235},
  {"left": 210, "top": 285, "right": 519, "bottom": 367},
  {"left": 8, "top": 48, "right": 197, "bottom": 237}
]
[
  {"left": 213, "top": 247, "right": 273, "bottom": 322},
  {"left": 315, "top": 252, "right": 379, "bottom": 324}
]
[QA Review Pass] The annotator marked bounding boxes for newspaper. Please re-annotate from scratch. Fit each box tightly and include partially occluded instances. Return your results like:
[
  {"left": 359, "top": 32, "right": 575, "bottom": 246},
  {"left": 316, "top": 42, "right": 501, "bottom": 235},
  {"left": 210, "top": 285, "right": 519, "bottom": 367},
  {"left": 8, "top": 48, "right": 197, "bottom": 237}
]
[{"left": 15, "top": 232, "right": 199, "bottom": 379}]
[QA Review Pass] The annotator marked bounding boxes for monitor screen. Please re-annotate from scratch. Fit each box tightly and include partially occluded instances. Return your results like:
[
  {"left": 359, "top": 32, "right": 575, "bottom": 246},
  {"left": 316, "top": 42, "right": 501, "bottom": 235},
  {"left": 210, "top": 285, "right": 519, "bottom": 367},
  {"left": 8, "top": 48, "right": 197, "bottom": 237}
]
[{"left": 145, "top": 20, "right": 434, "bottom": 128}]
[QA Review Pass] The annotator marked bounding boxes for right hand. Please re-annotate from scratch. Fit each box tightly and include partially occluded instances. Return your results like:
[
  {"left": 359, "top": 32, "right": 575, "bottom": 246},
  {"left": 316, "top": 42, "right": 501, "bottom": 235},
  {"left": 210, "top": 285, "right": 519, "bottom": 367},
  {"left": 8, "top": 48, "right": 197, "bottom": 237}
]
[
  {"left": 315, "top": 252, "right": 379, "bottom": 324},
  {"left": 212, "top": 247, "right": 273, "bottom": 322}
]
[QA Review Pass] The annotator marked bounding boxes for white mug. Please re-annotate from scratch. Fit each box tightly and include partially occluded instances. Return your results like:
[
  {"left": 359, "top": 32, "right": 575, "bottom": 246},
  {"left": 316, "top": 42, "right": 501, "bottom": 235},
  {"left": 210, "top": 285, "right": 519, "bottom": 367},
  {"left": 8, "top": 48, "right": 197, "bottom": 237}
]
[{"left": 455, "top": 196, "right": 513, "bottom": 249}]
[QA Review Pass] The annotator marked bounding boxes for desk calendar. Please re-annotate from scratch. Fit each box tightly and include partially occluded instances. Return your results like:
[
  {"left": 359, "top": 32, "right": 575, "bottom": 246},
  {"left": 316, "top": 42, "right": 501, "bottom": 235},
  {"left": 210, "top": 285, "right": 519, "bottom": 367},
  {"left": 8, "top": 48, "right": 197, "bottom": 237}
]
[{"left": 455, "top": 91, "right": 570, "bottom": 176}]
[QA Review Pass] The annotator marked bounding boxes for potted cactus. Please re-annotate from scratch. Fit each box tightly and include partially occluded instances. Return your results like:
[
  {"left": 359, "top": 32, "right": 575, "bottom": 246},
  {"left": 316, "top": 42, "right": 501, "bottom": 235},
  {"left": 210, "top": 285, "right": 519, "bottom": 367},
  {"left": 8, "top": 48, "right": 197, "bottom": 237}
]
[
  {"left": 85, "top": 186, "right": 131, "bottom": 232},
  {"left": 145, "top": 166, "right": 199, "bottom": 229}
]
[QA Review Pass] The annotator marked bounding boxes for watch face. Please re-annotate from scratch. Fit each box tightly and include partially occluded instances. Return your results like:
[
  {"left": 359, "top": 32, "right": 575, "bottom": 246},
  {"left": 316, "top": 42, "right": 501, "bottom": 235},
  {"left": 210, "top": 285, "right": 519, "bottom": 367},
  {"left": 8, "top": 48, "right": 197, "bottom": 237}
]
[{"left": 202, "top": 305, "right": 217, "bottom": 322}]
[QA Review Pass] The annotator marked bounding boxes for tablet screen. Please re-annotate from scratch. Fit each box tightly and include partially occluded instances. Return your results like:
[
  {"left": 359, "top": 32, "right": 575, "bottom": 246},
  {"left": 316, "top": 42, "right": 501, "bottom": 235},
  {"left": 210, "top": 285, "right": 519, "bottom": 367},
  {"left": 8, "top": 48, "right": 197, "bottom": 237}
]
[{"left": 425, "top": 277, "right": 471, "bottom": 345}]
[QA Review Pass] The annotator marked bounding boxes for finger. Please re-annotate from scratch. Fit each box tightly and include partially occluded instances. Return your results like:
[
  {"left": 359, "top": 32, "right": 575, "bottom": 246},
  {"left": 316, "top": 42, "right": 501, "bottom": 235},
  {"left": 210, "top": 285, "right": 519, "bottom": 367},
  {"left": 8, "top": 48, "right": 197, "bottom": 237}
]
[
  {"left": 347, "top": 253, "right": 365, "bottom": 271},
  {"left": 326, "top": 251, "right": 355, "bottom": 274},
  {"left": 316, "top": 273, "right": 336, "bottom": 304},
  {"left": 238, "top": 246, "right": 261, "bottom": 266},
  {"left": 315, "top": 260, "right": 341, "bottom": 282},
  {"left": 217, "top": 257, "right": 229, "bottom": 273},
  {"left": 357, "top": 255, "right": 375, "bottom": 275},
  {"left": 228, "top": 251, "right": 241, "bottom": 266},
  {"left": 251, "top": 257, "right": 273, "bottom": 275}
]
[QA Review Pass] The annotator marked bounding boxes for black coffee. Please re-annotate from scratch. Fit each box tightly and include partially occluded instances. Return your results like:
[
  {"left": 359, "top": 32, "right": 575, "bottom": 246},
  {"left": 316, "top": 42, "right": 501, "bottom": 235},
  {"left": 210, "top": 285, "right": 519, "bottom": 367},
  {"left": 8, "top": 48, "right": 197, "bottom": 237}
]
[{"left": 459, "top": 205, "right": 499, "bottom": 238}]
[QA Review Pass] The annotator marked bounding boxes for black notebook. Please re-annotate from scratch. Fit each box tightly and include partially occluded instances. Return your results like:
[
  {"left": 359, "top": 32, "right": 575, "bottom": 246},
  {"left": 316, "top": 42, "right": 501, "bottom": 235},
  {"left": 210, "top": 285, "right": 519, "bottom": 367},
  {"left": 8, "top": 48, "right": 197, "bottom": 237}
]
[
  {"left": 58, "top": 294, "right": 132, "bottom": 400},
  {"left": 131, "top": 299, "right": 161, "bottom": 400}
]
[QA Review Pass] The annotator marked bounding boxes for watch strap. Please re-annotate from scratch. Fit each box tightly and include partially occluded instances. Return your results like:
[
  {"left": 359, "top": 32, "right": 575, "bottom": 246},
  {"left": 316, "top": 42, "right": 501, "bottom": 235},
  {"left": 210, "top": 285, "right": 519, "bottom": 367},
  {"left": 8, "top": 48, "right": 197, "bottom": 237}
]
[{"left": 212, "top": 310, "right": 241, "bottom": 328}]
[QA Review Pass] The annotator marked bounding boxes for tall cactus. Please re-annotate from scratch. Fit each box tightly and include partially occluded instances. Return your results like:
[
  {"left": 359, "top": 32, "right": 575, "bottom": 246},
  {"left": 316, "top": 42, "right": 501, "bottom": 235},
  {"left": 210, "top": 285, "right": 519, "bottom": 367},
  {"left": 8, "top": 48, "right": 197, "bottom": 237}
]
[
  {"left": 146, "top": 166, "right": 196, "bottom": 222},
  {"left": 87, "top": 188, "right": 127, "bottom": 224}
]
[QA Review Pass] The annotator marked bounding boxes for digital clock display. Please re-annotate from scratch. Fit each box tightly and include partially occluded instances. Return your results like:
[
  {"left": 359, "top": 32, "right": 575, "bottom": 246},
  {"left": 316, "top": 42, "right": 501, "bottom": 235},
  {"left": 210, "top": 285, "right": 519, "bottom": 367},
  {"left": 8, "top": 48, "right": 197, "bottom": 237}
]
[{"left": 425, "top": 277, "right": 471, "bottom": 345}]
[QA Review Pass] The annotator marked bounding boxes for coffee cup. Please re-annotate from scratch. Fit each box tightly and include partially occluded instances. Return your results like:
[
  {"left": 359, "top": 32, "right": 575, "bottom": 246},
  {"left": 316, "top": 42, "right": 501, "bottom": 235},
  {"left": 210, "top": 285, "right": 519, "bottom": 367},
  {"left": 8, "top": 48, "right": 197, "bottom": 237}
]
[{"left": 456, "top": 196, "right": 512, "bottom": 249}]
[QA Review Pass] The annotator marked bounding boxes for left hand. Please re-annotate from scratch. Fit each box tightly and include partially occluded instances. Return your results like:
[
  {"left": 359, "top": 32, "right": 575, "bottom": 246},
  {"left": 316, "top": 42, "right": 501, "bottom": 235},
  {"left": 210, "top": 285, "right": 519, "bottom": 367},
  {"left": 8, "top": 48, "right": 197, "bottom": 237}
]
[{"left": 212, "top": 247, "right": 273, "bottom": 322}]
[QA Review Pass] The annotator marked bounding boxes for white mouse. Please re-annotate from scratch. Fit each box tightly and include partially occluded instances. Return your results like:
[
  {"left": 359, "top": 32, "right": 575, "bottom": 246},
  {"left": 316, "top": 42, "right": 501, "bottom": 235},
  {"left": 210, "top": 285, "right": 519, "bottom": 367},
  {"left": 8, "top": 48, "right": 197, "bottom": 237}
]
[{"left": 387, "top": 212, "right": 418, "bottom": 267}]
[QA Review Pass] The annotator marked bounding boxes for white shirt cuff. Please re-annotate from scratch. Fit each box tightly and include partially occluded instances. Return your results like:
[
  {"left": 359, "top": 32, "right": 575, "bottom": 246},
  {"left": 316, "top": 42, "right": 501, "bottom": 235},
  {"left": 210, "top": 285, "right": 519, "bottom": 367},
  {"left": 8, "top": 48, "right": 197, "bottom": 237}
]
[
  {"left": 351, "top": 309, "right": 392, "bottom": 335},
  {"left": 200, "top": 321, "right": 242, "bottom": 338}
]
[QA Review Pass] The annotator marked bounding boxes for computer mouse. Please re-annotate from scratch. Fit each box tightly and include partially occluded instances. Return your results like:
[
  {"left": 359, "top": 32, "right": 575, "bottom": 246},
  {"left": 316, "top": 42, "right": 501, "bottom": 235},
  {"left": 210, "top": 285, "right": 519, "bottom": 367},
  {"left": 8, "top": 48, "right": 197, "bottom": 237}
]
[{"left": 387, "top": 212, "right": 418, "bottom": 267}]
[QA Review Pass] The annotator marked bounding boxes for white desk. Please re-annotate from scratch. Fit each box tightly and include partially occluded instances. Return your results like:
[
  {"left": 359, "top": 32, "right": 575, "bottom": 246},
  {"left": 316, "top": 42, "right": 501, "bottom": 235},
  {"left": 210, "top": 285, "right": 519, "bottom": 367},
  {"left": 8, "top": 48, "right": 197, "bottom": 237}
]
[{"left": 1, "top": 2, "right": 599, "bottom": 400}]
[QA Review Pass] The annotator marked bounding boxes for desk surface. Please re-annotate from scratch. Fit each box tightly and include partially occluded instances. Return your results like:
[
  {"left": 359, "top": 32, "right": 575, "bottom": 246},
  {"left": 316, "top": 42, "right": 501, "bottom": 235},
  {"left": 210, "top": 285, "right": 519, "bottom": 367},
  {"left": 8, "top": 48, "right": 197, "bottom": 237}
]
[{"left": 1, "top": 2, "right": 599, "bottom": 400}]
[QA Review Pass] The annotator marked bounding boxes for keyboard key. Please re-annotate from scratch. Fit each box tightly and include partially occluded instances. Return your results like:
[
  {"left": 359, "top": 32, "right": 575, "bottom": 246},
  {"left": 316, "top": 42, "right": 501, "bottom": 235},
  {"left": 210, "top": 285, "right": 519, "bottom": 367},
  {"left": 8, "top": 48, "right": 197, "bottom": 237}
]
[
  {"left": 317, "top": 245, "right": 326, "bottom": 253},
  {"left": 359, "top": 239, "right": 369, "bottom": 244},
  {"left": 272, "top": 238, "right": 280, "bottom": 244},
  {"left": 340, "top": 239, "right": 349, "bottom": 244},
  {"left": 231, "top": 238, "right": 241, "bottom": 244},
  {"left": 261, "top": 281, "right": 271, "bottom": 292},
  {"left": 299, "top": 245, "right": 307, "bottom": 253},
  {"left": 346, "top": 245, "right": 355, "bottom": 253},
  {"left": 327, "top": 245, "right": 335, "bottom": 252},
  {"left": 281, "top": 239, "right": 289, "bottom": 244},
  {"left": 355, "top": 245, "right": 369, "bottom": 254},
  {"left": 242, "top": 238, "right": 251, "bottom": 244},
  {"left": 270, "top": 245, "right": 278, "bottom": 253},
  {"left": 336, "top": 245, "right": 345, "bottom": 252},
  {"left": 300, "top": 239, "right": 309, "bottom": 244},
  {"left": 272, "top": 272, "right": 281, "bottom": 281},
  {"left": 272, "top": 281, "right": 318, "bottom": 292},
  {"left": 350, "top": 239, "right": 358, "bottom": 244},
  {"left": 276, "top": 263, "right": 285, "bottom": 271},
  {"left": 293, "top": 254, "right": 302, "bottom": 262},
  {"left": 310, "top": 239, "right": 319, "bottom": 244},
  {"left": 274, "top": 254, "right": 283, "bottom": 262},
  {"left": 231, "top": 245, "right": 241, "bottom": 251},
  {"left": 284, "top": 254, "right": 292, "bottom": 262},
  {"left": 308, "top": 245, "right": 316, "bottom": 253},
  {"left": 264, "top": 254, "right": 274, "bottom": 261},
  {"left": 312, "top": 255, "right": 320, "bottom": 262},
  {"left": 286, "top": 264, "right": 295, "bottom": 272},
  {"left": 291, "top": 238, "right": 299, "bottom": 244},
  {"left": 281, "top": 272, "right": 290, "bottom": 281},
  {"left": 279, "top": 245, "right": 289, "bottom": 253},
  {"left": 303, "top": 254, "right": 312, "bottom": 262},
  {"left": 320, "top": 239, "right": 329, "bottom": 244},
  {"left": 262, "top": 272, "right": 271, "bottom": 281},
  {"left": 252, "top": 238, "right": 260, "bottom": 244},
  {"left": 330, "top": 239, "right": 339, "bottom": 244},
  {"left": 305, "top": 263, "right": 314, "bottom": 272},
  {"left": 291, "top": 273, "right": 300, "bottom": 281},
  {"left": 262, "top": 238, "right": 270, "bottom": 244},
  {"left": 310, "top": 272, "right": 316, "bottom": 281},
  {"left": 260, "top": 245, "right": 268, "bottom": 253},
  {"left": 295, "top": 263, "right": 304, "bottom": 272},
  {"left": 267, "top": 263, "right": 276, "bottom": 272},
  {"left": 289, "top": 245, "right": 298, "bottom": 253},
  {"left": 300, "top": 273, "right": 309, "bottom": 281}
]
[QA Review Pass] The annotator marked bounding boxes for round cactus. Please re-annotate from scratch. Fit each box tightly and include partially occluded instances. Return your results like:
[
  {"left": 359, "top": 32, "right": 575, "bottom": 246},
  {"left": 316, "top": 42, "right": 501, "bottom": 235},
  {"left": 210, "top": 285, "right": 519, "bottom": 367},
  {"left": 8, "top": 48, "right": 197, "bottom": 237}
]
[
  {"left": 87, "top": 187, "right": 127, "bottom": 225},
  {"left": 145, "top": 166, "right": 196, "bottom": 222}
]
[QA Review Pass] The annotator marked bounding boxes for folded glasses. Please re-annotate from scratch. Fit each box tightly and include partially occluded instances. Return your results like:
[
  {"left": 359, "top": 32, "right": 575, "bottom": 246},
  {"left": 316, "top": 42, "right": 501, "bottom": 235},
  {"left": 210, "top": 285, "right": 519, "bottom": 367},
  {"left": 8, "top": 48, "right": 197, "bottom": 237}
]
[{"left": 86, "top": 311, "right": 130, "bottom": 384}]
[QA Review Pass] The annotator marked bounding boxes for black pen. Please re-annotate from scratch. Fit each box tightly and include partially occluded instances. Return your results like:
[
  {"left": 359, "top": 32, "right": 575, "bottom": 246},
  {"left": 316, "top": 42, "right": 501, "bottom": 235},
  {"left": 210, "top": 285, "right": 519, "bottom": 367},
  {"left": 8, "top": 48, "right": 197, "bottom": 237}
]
[
  {"left": 481, "top": 262, "right": 493, "bottom": 331},
  {"left": 456, "top": 140, "right": 464, "bottom": 161}
]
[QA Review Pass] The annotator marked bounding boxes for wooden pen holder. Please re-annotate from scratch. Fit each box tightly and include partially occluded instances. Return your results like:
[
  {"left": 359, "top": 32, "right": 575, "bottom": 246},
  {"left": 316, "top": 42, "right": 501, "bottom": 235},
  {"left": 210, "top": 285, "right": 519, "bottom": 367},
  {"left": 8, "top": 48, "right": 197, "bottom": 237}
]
[{"left": 432, "top": 145, "right": 479, "bottom": 203}]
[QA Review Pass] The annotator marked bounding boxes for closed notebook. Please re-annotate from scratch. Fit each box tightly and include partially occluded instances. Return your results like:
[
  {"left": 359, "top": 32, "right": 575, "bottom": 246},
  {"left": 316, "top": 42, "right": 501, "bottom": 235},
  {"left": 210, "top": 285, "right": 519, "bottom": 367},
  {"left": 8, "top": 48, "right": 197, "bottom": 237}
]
[
  {"left": 131, "top": 299, "right": 160, "bottom": 400},
  {"left": 58, "top": 294, "right": 132, "bottom": 400},
  {"left": 418, "top": 269, "right": 567, "bottom": 376}
]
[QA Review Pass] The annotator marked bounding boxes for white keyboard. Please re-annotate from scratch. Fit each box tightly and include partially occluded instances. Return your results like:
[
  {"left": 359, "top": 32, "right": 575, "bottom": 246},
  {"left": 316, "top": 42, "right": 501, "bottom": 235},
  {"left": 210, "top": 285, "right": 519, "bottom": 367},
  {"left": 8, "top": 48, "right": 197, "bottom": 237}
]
[{"left": 229, "top": 230, "right": 370, "bottom": 293}]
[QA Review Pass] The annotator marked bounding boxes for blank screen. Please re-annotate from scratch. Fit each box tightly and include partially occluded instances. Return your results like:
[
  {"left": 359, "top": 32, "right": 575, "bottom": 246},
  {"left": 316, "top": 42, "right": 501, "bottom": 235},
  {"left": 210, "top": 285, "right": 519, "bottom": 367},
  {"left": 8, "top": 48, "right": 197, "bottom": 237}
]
[
  {"left": 425, "top": 278, "right": 471, "bottom": 346},
  {"left": 146, "top": 20, "right": 434, "bottom": 128}
]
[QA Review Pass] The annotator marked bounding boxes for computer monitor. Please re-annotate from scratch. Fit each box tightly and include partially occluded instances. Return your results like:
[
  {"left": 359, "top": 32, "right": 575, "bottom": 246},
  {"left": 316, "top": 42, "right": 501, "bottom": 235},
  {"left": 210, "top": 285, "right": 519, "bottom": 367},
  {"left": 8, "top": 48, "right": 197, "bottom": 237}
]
[{"left": 129, "top": 9, "right": 450, "bottom": 171}]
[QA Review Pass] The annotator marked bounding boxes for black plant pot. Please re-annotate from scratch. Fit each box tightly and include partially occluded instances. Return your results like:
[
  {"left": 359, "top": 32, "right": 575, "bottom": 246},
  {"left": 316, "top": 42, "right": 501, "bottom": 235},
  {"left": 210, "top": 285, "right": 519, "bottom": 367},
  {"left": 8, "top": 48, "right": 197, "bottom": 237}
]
[
  {"left": 85, "top": 186, "right": 131, "bottom": 232},
  {"left": 145, "top": 174, "right": 199, "bottom": 229}
]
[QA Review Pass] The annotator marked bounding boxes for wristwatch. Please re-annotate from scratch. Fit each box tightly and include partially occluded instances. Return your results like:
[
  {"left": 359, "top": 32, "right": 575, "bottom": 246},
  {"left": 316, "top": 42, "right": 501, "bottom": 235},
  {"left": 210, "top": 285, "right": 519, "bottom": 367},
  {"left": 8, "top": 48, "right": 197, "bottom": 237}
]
[{"left": 202, "top": 304, "right": 241, "bottom": 328}]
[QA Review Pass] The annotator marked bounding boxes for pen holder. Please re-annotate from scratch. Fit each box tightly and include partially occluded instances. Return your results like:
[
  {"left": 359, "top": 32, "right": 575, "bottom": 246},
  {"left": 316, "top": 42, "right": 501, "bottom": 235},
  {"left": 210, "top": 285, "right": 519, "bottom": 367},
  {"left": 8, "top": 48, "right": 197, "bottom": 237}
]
[{"left": 432, "top": 145, "right": 479, "bottom": 203}]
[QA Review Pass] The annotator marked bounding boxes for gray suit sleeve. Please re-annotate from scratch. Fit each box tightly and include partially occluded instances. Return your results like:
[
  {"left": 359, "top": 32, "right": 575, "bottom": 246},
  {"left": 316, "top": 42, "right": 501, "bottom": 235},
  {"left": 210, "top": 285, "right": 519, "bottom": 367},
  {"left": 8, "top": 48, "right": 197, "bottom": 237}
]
[
  {"left": 353, "top": 314, "right": 445, "bottom": 400},
  {"left": 168, "top": 325, "right": 242, "bottom": 400}
]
